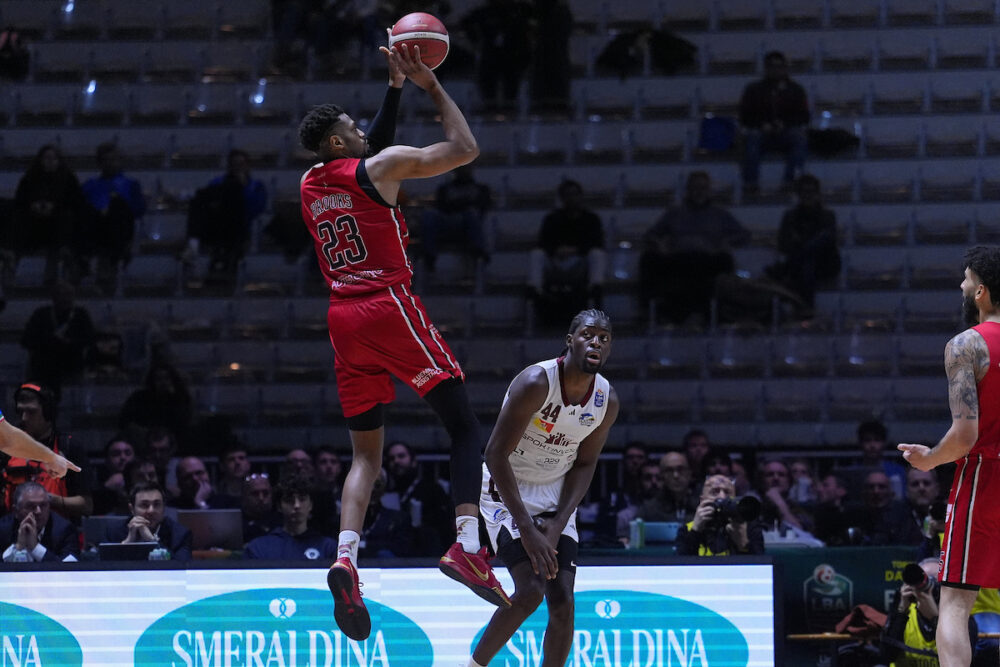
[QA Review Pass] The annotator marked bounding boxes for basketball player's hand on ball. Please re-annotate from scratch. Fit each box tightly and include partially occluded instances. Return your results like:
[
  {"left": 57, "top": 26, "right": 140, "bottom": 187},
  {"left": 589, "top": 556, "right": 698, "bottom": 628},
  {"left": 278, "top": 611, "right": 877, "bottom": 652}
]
[
  {"left": 379, "top": 43, "right": 436, "bottom": 91},
  {"left": 382, "top": 30, "right": 405, "bottom": 88},
  {"left": 897, "top": 443, "right": 934, "bottom": 471}
]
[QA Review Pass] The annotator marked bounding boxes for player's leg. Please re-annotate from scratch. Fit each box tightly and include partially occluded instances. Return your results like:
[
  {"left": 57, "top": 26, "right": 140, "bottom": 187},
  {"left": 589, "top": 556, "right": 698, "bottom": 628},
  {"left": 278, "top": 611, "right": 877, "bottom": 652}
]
[
  {"left": 470, "top": 560, "right": 546, "bottom": 666},
  {"left": 541, "top": 569, "right": 576, "bottom": 667},
  {"left": 937, "top": 584, "right": 978, "bottom": 667}
]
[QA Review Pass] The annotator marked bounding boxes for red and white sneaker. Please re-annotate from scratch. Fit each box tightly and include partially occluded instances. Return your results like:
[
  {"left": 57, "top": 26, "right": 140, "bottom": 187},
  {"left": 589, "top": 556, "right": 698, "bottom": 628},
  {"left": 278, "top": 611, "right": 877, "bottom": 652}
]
[
  {"left": 328, "top": 557, "right": 371, "bottom": 641},
  {"left": 439, "top": 543, "right": 511, "bottom": 608}
]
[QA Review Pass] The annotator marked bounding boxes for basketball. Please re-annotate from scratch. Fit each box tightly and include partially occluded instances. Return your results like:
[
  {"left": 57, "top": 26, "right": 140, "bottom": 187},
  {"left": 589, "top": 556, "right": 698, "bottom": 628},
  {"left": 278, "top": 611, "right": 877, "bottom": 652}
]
[{"left": 388, "top": 12, "right": 449, "bottom": 70}]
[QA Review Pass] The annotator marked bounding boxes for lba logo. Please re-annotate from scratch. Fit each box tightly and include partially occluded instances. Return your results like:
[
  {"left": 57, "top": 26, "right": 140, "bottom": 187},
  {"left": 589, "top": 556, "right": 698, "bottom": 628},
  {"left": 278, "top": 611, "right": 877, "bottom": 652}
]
[{"left": 804, "top": 564, "right": 853, "bottom": 631}]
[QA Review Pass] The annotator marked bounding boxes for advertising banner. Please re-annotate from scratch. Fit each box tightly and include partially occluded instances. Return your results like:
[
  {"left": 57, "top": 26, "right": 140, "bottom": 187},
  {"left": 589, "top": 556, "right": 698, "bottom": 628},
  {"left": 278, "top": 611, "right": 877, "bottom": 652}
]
[{"left": 0, "top": 563, "right": 774, "bottom": 666}]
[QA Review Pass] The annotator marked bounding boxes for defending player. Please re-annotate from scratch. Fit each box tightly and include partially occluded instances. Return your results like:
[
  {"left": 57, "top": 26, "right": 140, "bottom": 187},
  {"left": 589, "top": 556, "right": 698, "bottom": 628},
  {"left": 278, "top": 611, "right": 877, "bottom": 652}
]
[
  {"left": 467, "top": 309, "right": 620, "bottom": 667},
  {"left": 0, "top": 407, "right": 79, "bottom": 479},
  {"left": 898, "top": 246, "right": 1000, "bottom": 667},
  {"left": 297, "top": 43, "right": 509, "bottom": 641}
]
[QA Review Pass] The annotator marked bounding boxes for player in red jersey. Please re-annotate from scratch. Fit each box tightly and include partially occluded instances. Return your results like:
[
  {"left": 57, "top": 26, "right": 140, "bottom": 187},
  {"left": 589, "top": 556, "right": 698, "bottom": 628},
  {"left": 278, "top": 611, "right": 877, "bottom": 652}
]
[
  {"left": 899, "top": 246, "right": 1000, "bottom": 667},
  {"left": 298, "top": 44, "right": 510, "bottom": 641}
]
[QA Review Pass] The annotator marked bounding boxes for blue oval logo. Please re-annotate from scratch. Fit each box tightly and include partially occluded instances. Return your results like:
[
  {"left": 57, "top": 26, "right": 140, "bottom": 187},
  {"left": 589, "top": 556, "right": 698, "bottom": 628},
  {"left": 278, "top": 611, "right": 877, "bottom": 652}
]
[
  {"left": 0, "top": 601, "right": 83, "bottom": 666},
  {"left": 472, "top": 590, "right": 750, "bottom": 666},
  {"left": 135, "top": 588, "right": 433, "bottom": 666}
]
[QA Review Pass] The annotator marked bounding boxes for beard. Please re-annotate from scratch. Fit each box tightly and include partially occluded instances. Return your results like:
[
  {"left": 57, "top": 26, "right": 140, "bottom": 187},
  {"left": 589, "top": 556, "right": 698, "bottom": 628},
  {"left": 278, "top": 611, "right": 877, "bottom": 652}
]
[{"left": 962, "top": 293, "right": 979, "bottom": 326}]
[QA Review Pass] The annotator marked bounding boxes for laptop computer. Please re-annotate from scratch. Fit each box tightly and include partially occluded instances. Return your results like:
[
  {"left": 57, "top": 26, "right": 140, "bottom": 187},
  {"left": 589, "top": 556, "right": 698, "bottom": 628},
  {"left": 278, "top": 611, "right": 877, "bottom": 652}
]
[
  {"left": 176, "top": 509, "right": 244, "bottom": 550},
  {"left": 82, "top": 515, "right": 126, "bottom": 548},
  {"left": 98, "top": 541, "right": 159, "bottom": 561}
]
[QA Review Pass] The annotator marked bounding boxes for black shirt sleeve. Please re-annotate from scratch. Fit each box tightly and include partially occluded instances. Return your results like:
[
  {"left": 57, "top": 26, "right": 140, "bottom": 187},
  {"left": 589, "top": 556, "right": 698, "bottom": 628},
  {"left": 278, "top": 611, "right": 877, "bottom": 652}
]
[{"left": 366, "top": 86, "right": 403, "bottom": 154}]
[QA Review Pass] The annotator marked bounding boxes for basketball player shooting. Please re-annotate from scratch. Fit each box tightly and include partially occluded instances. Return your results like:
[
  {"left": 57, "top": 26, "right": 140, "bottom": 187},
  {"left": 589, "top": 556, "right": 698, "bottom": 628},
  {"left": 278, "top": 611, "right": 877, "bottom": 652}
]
[
  {"left": 297, "top": 42, "right": 510, "bottom": 642},
  {"left": 467, "top": 309, "right": 619, "bottom": 667},
  {"left": 898, "top": 246, "right": 1000, "bottom": 667}
]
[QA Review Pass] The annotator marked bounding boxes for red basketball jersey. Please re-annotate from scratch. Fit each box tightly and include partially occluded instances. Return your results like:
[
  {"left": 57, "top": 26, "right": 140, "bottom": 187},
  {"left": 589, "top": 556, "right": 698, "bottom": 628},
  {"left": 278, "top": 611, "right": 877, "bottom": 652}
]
[
  {"left": 972, "top": 322, "right": 1000, "bottom": 457},
  {"left": 300, "top": 158, "right": 413, "bottom": 297}
]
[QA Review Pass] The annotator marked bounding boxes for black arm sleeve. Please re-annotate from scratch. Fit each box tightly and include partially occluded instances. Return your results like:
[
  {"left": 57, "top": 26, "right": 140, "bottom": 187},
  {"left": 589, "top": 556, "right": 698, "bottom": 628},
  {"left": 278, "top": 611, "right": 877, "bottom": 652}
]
[{"left": 366, "top": 86, "right": 403, "bottom": 154}]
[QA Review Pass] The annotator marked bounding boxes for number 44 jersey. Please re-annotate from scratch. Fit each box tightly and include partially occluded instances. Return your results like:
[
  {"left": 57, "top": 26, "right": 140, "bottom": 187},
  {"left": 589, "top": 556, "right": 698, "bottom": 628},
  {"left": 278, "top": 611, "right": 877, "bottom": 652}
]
[
  {"left": 501, "top": 358, "right": 612, "bottom": 486},
  {"left": 300, "top": 158, "right": 414, "bottom": 297}
]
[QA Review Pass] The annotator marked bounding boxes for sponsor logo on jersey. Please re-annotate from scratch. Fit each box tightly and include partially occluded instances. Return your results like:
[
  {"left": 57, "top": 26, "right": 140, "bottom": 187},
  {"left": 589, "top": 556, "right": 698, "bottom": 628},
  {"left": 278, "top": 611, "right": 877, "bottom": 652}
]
[
  {"left": 532, "top": 417, "right": 555, "bottom": 433},
  {"left": 594, "top": 389, "right": 605, "bottom": 408},
  {"left": 579, "top": 413, "right": 596, "bottom": 427},
  {"left": 412, "top": 367, "right": 440, "bottom": 388}
]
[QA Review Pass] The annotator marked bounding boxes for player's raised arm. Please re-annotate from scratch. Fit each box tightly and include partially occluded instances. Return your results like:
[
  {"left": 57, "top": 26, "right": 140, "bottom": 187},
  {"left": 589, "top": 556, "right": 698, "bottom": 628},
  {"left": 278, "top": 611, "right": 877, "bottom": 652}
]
[
  {"left": 0, "top": 418, "right": 80, "bottom": 478},
  {"left": 899, "top": 329, "right": 985, "bottom": 470},
  {"left": 368, "top": 44, "right": 479, "bottom": 182}
]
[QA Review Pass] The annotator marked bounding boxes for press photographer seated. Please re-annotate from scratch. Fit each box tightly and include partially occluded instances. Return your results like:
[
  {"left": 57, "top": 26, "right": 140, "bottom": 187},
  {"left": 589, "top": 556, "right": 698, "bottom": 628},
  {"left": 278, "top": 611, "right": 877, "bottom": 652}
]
[
  {"left": 675, "top": 475, "right": 764, "bottom": 556},
  {"left": 881, "top": 558, "right": 977, "bottom": 665}
]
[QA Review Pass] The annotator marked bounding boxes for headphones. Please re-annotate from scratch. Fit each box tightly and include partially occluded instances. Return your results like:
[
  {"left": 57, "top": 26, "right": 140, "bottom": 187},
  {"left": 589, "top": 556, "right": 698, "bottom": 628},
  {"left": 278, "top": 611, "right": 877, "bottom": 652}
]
[{"left": 14, "top": 383, "right": 57, "bottom": 424}]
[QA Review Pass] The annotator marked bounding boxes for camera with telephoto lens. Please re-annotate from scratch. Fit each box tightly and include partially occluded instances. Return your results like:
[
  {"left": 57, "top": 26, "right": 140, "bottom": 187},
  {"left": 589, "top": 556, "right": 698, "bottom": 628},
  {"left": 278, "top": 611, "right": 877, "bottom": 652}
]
[
  {"left": 711, "top": 495, "right": 762, "bottom": 526},
  {"left": 902, "top": 562, "right": 937, "bottom": 594}
]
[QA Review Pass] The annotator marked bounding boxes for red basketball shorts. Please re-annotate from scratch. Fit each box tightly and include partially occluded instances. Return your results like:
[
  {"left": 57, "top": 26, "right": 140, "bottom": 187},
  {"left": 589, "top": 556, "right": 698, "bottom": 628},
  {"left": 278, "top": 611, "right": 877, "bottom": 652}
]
[
  {"left": 326, "top": 284, "right": 464, "bottom": 418},
  {"left": 940, "top": 454, "right": 1000, "bottom": 588}
]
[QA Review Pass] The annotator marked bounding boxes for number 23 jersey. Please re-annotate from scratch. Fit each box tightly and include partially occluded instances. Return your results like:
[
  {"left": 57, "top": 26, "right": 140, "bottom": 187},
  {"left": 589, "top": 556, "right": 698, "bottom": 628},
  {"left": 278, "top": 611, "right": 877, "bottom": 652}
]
[
  {"left": 300, "top": 158, "right": 413, "bottom": 297},
  {"left": 502, "top": 357, "right": 611, "bottom": 486}
]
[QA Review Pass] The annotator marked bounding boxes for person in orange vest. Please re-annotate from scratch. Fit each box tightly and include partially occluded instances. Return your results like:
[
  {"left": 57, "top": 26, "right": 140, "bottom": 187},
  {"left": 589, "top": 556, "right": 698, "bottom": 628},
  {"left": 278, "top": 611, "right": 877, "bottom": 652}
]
[
  {"left": 1, "top": 383, "right": 89, "bottom": 517},
  {"left": 0, "top": 403, "right": 78, "bottom": 484}
]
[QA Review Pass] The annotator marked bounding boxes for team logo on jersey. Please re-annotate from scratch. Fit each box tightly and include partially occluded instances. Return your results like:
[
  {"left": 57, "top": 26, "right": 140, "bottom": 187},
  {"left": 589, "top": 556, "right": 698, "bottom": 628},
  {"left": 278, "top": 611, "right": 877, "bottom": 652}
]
[
  {"left": 532, "top": 417, "right": 555, "bottom": 433},
  {"left": 594, "top": 389, "right": 605, "bottom": 407},
  {"left": 579, "top": 413, "right": 596, "bottom": 427}
]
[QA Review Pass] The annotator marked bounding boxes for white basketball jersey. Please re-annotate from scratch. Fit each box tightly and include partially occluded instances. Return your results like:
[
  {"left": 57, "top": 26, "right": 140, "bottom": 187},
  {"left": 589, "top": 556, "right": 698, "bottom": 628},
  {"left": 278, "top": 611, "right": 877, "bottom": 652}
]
[{"left": 502, "top": 357, "right": 611, "bottom": 485}]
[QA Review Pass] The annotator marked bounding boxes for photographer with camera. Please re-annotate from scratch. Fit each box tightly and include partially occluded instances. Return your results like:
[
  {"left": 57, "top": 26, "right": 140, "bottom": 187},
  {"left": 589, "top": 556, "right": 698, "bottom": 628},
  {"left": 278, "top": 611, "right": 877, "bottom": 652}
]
[
  {"left": 882, "top": 558, "right": 977, "bottom": 666},
  {"left": 676, "top": 475, "right": 764, "bottom": 556}
]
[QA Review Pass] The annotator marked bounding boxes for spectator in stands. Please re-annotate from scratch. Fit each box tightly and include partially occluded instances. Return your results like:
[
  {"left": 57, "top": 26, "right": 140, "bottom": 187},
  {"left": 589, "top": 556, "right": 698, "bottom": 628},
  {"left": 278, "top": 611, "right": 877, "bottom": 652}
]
[
  {"left": 614, "top": 459, "right": 663, "bottom": 543},
  {"left": 86, "top": 330, "right": 128, "bottom": 383},
  {"left": 787, "top": 457, "right": 819, "bottom": 507},
  {"left": 311, "top": 446, "right": 342, "bottom": 537},
  {"left": 142, "top": 427, "right": 179, "bottom": 500},
  {"left": 92, "top": 432, "right": 139, "bottom": 516},
  {"left": 529, "top": 0, "right": 573, "bottom": 114},
  {"left": 182, "top": 149, "right": 267, "bottom": 279},
  {"left": 216, "top": 441, "right": 251, "bottom": 503},
  {"left": 461, "top": 0, "right": 535, "bottom": 114},
  {"left": 756, "top": 458, "right": 813, "bottom": 533},
  {"left": 81, "top": 142, "right": 146, "bottom": 296},
  {"left": 119, "top": 362, "right": 193, "bottom": 442},
  {"left": 904, "top": 468, "right": 941, "bottom": 537},
  {"left": 1, "top": 383, "right": 92, "bottom": 520},
  {"left": 638, "top": 451, "right": 698, "bottom": 524},
  {"left": 244, "top": 474, "right": 338, "bottom": 561},
  {"left": 813, "top": 471, "right": 853, "bottom": 546},
  {"left": 360, "top": 467, "right": 414, "bottom": 558},
  {"left": 527, "top": 180, "right": 606, "bottom": 326},
  {"left": 419, "top": 165, "right": 492, "bottom": 275},
  {"left": 382, "top": 440, "right": 452, "bottom": 555},
  {"left": 852, "top": 419, "right": 906, "bottom": 500},
  {"left": 105, "top": 481, "right": 192, "bottom": 562},
  {"left": 0, "top": 27, "right": 30, "bottom": 81},
  {"left": 682, "top": 429, "right": 712, "bottom": 482},
  {"left": 0, "top": 481, "right": 79, "bottom": 562},
  {"left": 170, "top": 456, "right": 238, "bottom": 510},
  {"left": 766, "top": 174, "right": 841, "bottom": 315},
  {"left": 638, "top": 171, "right": 749, "bottom": 327},
  {"left": 282, "top": 448, "right": 315, "bottom": 481},
  {"left": 846, "top": 470, "right": 922, "bottom": 546},
  {"left": 676, "top": 474, "right": 765, "bottom": 556},
  {"left": 12, "top": 144, "right": 88, "bottom": 286},
  {"left": 242, "top": 473, "right": 281, "bottom": 544},
  {"left": 738, "top": 50, "right": 810, "bottom": 193},
  {"left": 21, "top": 281, "right": 95, "bottom": 391},
  {"left": 595, "top": 442, "right": 648, "bottom": 541}
]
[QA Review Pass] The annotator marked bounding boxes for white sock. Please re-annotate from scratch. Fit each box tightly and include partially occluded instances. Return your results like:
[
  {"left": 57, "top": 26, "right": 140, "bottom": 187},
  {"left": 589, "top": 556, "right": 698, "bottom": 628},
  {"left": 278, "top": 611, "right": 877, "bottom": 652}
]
[
  {"left": 467, "top": 658, "right": 486, "bottom": 667},
  {"left": 337, "top": 530, "right": 360, "bottom": 567},
  {"left": 456, "top": 515, "right": 480, "bottom": 553}
]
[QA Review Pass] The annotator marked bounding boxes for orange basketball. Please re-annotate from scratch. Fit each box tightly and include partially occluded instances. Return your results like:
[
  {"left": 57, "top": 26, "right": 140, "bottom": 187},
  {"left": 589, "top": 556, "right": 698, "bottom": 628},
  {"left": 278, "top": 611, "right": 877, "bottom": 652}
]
[{"left": 388, "top": 12, "right": 449, "bottom": 70}]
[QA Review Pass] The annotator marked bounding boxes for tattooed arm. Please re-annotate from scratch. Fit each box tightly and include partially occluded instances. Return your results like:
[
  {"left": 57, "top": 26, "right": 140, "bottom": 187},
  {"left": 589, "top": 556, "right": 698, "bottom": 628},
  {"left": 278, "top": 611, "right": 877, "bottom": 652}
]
[{"left": 899, "top": 329, "right": 986, "bottom": 470}]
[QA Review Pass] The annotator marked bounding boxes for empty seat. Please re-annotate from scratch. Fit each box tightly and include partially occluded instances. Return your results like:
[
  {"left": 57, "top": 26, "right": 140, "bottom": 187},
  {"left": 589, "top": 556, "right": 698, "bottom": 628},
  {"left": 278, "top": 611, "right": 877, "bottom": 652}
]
[{"left": 762, "top": 378, "right": 828, "bottom": 422}]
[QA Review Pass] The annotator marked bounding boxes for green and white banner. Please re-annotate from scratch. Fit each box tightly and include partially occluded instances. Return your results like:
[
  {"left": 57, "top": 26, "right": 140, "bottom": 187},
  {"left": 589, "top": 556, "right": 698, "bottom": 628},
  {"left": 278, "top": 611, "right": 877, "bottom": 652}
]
[{"left": 0, "top": 564, "right": 774, "bottom": 666}]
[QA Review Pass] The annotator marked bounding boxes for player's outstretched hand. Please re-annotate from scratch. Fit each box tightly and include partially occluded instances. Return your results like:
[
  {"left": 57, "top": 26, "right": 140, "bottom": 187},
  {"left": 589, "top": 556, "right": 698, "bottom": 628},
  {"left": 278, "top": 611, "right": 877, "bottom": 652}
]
[
  {"left": 897, "top": 443, "right": 934, "bottom": 471},
  {"left": 379, "top": 43, "right": 437, "bottom": 91},
  {"left": 382, "top": 30, "right": 405, "bottom": 88},
  {"left": 45, "top": 454, "right": 81, "bottom": 479}
]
